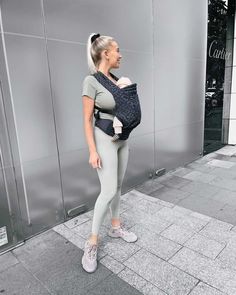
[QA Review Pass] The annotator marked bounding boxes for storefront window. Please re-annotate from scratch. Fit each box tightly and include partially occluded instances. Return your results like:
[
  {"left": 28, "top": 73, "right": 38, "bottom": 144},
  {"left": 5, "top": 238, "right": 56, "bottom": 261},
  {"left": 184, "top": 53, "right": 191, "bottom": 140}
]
[{"left": 204, "top": 0, "right": 234, "bottom": 154}]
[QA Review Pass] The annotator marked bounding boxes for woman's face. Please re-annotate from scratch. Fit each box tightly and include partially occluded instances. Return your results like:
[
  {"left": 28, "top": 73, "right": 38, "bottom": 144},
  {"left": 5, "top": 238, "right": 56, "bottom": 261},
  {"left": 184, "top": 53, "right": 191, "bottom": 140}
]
[{"left": 105, "top": 41, "right": 122, "bottom": 69}]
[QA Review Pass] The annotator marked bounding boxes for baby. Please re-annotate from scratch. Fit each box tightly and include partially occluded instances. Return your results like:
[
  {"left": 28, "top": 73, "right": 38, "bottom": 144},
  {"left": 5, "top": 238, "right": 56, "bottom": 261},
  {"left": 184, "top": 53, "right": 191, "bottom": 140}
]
[{"left": 111, "top": 77, "right": 132, "bottom": 141}]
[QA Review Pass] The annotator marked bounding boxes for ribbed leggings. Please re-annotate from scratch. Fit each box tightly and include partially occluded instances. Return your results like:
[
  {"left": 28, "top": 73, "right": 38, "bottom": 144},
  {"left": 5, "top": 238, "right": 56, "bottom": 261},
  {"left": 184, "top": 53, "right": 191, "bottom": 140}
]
[{"left": 91, "top": 126, "right": 129, "bottom": 235}]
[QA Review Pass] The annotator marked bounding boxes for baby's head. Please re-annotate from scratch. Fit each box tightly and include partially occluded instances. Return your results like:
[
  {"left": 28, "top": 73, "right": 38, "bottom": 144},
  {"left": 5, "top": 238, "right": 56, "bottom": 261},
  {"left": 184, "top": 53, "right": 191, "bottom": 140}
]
[{"left": 116, "top": 77, "right": 132, "bottom": 88}]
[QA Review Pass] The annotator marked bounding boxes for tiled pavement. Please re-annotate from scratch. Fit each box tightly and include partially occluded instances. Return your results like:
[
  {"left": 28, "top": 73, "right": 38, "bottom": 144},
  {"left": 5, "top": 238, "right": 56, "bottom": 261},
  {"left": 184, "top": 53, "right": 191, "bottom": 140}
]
[{"left": 1, "top": 145, "right": 236, "bottom": 294}]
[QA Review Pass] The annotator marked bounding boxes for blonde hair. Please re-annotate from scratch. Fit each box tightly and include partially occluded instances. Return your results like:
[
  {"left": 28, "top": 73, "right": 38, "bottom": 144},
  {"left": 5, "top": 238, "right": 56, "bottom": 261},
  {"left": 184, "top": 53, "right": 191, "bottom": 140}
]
[{"left": 87, "top": 33, "right": 115, "bottom": 74}]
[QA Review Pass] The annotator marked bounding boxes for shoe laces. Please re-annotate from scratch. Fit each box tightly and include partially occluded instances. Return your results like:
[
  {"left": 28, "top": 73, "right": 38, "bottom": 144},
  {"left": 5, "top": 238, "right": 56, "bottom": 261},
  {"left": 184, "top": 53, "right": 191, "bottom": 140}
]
[
  {"left": 114, "top": 223, "right": 128, "bottom": 236},
  {"left": 86, "top": 242, "right": 97, "bottom": 260}
]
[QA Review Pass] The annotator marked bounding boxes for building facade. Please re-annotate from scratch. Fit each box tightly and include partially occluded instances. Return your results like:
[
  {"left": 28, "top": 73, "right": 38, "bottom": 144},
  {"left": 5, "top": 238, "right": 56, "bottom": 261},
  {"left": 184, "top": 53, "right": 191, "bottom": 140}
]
[{"left": 0, "top": 0, "right": 235, "bottom": 254}]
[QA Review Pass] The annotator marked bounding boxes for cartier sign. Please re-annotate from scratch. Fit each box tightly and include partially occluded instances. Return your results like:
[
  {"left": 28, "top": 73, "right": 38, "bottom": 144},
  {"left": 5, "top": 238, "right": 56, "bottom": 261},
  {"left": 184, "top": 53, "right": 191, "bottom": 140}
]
[{"left": 208, "top": 40, "right": 231, "bottom": 60}]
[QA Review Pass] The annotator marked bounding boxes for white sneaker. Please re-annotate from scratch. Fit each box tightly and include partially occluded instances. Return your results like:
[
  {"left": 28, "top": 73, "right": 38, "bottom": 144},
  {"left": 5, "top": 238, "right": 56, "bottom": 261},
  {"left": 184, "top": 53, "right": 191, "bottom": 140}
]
[
  {"left": 81, "top": 240, "right": 98, "bottom": 273},
  {"left": 108, "top": 223, "right": 138, "bottom": 243}
]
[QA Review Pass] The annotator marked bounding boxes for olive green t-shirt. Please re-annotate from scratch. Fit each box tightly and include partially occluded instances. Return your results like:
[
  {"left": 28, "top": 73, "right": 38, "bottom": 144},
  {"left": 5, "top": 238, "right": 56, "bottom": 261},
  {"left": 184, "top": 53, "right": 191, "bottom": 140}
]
[{"left": 82, "top": 75, "right": 115, "bottom": 120}]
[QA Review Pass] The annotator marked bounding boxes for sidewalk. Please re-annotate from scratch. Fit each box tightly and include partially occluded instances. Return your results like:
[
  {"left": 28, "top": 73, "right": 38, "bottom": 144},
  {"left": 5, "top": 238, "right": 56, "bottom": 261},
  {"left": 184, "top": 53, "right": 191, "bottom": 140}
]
[{"left": 1, "top": 145, "right": 236, "bottom": 294}]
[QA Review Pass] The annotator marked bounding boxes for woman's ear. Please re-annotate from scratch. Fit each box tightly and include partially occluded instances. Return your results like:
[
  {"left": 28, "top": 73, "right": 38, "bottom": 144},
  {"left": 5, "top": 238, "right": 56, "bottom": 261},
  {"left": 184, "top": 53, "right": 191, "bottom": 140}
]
[{"left": 102, "top": 49, "right": 109, "bottom": 60}]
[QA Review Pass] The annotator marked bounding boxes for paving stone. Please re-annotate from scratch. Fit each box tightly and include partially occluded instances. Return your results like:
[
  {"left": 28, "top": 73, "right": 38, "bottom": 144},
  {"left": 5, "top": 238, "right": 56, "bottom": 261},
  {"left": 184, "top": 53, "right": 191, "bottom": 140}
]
[
  {"left": 85, "top": 273, "right": 143, "bottom": 295},
  {"left": 169, "top": 247, "right": 236, "bottom": 294},
  {"left": 183, "top": 233, "right": 225, "bottom": 259},
  {"left": 160, "top": 223, "right": 196, "bottom": 245},
  {"left": 153, "top": 207, "right": 209, "bottom": 232},
  {"left": 134, "top": 214, "right": 172, "bottom": 235},
  {"left": 156, "top": 175, "right": 192, "bottom": 189},
  {"left": 141, "top": 281, "right": 168, "bottom": 295},
  {"left": 215, "top": 146, "right": 236, "bottom": 156},
  {"left": 206, "top": 159, "right": 236, "bottom": 169},
  {"left": 208, "top": 167, "right": 236, "bottom": 180},
  {"left": 71, "top": 219, "right": 108, "bottom": 240},
  {"left": 232, "top": 225, "right": 236, "bottom": 232},
  {"left": 53, "top": 223, "right": 74, "bottom": 239},
  {"left": 220, "top": 154, "right": 236, "bottom": 161},
  {"left": 169, "top": 167, "right": 193, "bottom": 177},
  {"left": 135, "top": 178, "right": 165, "bottom": 194},
  {"left": 157, "top": 199, "right": 175, "bottom": 208},
  {"left": 132, "top": 189, "right": 172, "bottom": 207},
  {"left": 189, "top": 281, "right": 226, "bottom": 295},
  {"left": 172, "top": 205, "right": 193, "bottom": 216},
  {"left": 100, "top": 255, "right": 125, "bottom": 274},
  {"left": 185, "top": 162, "right": 217, "bottom": 173},
  {"left": 204, "top": 217, "right": 234, "bottom": 232},
  {"left": 124, "top": 248, "right": 198, "bottom": 295},
  {"left": 120, "top": 207, "right": 152, "bottom": 226},
  {"left": 130, "top": 224, "right": 182, "bottom": 260},
  {"left": 209, "top": 176, "right": 236, "bottom": 191},
  {"left": 117, "top": 267, "right": 148, "bottom": 292},
  {"left": 177, "top": 194, "right": 225, "bottom": 218},
  {"left": 189, "top": 211, "right": 212, "bottom": 222},
  {"left": 84, "top": 209, "right": 94, "bottom": 219},
  {"left": 206, "top": 188, "right": 235, "bottom": 204},
  {"left": 12, "top": 230, "right": 112, "bottom": 294},
  {"left": 133, "top": 190, "right": 175, "bottom": 208},
  {"left": 0, "top": 263, "right": 51, "bottom": 295},
  {"left": 120, "top": 190, "right": 144, "bottom": 206},
  {"left": 0, "top": 251, "right": 19, "bottom": 273},
  {"left": 66, "top": 232, "right": 85, "bottom": 249},
  {"left": 215, "top": 203, "right": 236, "bottom": 225},
  {"left": 215, "top": 241, "right": 236, "bottom": 272},
  {"left": 189, "top": 157, "right": 210, "bottom": 164},
  {"left": 179, "top": 181, "right": 220, "bottom": 197},
  {"left": 135, "top": 189, "right": 175, "bottom": 208},
  {"left": 99, "top": 236, "right": 141, "bottom": 263},
  {"left": 150, "top": 186, "right": 190, "bottom": 204},
  {"left": 182, "top": 170, "right": 217, "bottom": 183},
  {"left": 174, "top": 214, "right": 209, "bottom": 232},
  {"left": 133, "top": 198, "right": 163, "bottom": 215},
  {"left": 153, "top": 206, "right": 188, "bottom": 223},
  {"left": 64, "top": 214, "right": 90, "bottom": 228},
  {"left": 200, "top": 152, "right": 220, "bottom": 160},
  {"left": 198, "top": 218, "right": 234, "bottom": 244}
]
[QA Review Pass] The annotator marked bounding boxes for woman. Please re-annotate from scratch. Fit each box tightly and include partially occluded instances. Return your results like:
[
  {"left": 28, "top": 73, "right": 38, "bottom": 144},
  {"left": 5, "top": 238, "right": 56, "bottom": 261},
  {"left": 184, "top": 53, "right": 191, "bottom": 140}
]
[{"left": 81, "top": 33, "right": 138, "bottom": 273}]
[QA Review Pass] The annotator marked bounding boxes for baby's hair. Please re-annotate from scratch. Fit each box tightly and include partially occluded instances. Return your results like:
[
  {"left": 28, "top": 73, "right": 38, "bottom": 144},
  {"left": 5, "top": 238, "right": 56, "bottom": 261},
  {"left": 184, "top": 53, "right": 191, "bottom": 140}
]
[{"left": 87, "top": 33, "right": 115, "bottom": 74}]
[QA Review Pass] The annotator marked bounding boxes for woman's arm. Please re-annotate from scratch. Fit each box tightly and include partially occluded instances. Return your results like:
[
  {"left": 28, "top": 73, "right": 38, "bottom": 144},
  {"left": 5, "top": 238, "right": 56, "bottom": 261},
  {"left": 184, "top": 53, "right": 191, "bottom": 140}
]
[
  {"left": 82, "top": 96, "right": 97, "bottom": 153},
  {"left": 82, "top": 95, "right": 102, "bottom": 169}
]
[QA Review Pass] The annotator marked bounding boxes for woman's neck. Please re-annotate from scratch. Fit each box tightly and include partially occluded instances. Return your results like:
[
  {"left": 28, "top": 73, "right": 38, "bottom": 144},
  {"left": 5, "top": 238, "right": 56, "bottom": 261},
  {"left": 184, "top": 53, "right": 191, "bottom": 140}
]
[{"left": 97, "top": 65, "right": 111, "bottom": 77}]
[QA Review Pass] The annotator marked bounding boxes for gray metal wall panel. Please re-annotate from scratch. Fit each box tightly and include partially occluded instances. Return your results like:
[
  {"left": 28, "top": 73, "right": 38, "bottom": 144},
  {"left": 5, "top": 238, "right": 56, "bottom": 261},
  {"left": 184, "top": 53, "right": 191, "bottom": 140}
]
[
  {"left": 43, "top": 0, "right": 152, "bottom": 53},
  {"left": 2, "top": 34, "right": 65, "bottom": 238},
  {"left": 47, "top": 40, "right": 87, "bottom": 151},
  {"left": 4, "top": 34, "right": 58, "bottom": 163},
  {"left": 0, "top": 166, "right": 13, "bottom": 251},
  {"left": 0, "top": 32, "right": 24, "bottom": 252},
  {"left": 155, "top": 121, "right": 204, "bottom": 171},
  {"left": 60, "top": 149, "right": 100, "bottom": 214},
  {"left": 153, "top": 0, "right": 207, "bottom": 170},
  {"left": 124, "top": 134, "right": 155, "bottom": 190},
  {"left": 0, "top": 0, "right": 44, "bottom": 36},
  {"left": 21, "top": 155, "right": 64, "bottom": 233}
]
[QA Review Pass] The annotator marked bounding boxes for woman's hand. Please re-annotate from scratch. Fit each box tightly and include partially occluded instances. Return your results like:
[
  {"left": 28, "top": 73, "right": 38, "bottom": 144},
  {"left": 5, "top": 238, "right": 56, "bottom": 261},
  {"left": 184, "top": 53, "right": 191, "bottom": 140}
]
[{"left": 89, "top": 151, "right": 102, "bottom": 169}]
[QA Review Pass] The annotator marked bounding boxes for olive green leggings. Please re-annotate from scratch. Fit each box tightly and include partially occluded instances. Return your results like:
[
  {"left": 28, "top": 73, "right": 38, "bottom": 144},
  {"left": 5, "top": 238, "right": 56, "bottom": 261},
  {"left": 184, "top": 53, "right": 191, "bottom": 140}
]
[{"left": 91, "top": 126, "right": 129, "bottom": 235}]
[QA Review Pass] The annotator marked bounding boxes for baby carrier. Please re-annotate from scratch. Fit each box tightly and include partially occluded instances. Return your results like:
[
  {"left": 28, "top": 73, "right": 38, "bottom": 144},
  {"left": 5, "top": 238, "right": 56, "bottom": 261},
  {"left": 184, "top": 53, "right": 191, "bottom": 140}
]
[{"left": 93, "top": 70, "right": 142, "bottom": 141}]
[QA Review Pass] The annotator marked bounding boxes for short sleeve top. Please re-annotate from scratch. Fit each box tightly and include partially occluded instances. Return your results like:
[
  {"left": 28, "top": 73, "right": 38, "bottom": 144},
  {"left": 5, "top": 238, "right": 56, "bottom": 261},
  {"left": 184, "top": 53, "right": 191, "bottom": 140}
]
[{"left": 82, "top": 75, "right": 115, "bottom": 120}]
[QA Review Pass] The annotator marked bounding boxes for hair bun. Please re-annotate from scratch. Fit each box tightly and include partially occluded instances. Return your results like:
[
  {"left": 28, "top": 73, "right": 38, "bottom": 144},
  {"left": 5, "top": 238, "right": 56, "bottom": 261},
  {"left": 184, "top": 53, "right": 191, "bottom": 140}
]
[{"left": 91, "top": 33, "right": 100, "bottom": 44}]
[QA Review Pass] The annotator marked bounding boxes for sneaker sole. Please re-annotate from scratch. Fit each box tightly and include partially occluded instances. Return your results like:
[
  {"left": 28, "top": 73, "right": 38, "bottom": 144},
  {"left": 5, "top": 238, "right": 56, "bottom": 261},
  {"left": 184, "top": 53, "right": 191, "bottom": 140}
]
[
  {"left": 81, "top": 255, "right": 97, "bottom": 273},
  {"left": 108, "top": 232, "right": 138, "bottom": 243}
]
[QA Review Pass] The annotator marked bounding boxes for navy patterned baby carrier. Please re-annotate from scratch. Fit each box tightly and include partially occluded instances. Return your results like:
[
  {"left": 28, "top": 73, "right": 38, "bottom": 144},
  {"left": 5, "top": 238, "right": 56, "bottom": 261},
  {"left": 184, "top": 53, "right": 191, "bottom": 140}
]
[{"left": 92, "top": 70, "right": 142, "bottom": 140}]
